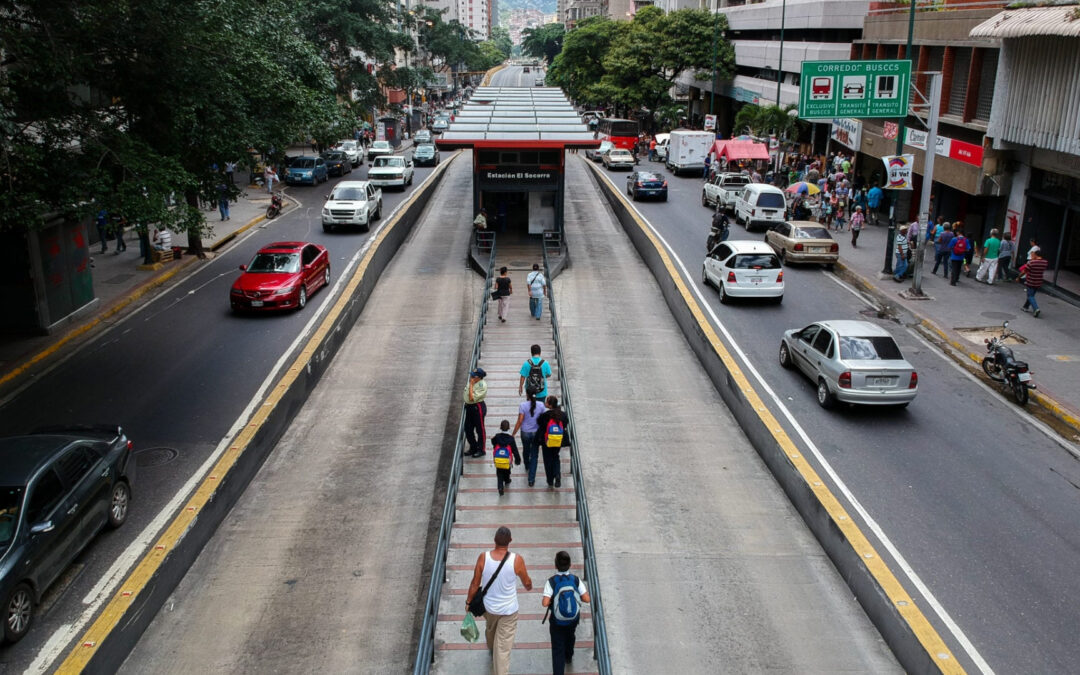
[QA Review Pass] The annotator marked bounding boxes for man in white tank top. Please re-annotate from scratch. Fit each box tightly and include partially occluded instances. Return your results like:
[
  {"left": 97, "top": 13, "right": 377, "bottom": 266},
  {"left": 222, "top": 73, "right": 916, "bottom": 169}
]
[{"left": 465, "top": 526, "right": 533, "bottom": 675}]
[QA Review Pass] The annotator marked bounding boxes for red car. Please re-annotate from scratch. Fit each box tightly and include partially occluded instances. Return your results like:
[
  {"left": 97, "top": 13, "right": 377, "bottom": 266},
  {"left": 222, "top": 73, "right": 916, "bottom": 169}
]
[{"left": 230, "top": 241, "right": 330, "bottom": 312}]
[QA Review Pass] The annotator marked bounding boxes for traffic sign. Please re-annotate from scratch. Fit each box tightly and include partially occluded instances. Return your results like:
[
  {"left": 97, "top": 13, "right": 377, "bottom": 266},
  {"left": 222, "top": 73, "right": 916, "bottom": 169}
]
[{"left": 798, "top": 60, "right": 911, "bottom": 119}]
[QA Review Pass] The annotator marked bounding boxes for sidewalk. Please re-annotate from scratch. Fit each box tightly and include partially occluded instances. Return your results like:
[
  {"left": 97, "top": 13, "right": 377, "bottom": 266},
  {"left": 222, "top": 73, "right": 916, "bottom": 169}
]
[
  {"left": 832, "top": 219, "right": 1080, "bottom": 429},
  {"left": 0, "top": 178, "right": 292, "bottom": 392}
]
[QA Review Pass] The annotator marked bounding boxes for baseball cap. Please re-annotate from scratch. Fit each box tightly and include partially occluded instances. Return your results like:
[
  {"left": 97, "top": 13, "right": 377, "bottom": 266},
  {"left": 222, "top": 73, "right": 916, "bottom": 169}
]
[{"left": 471, "top": 368, "right": 486, "bottom": 378}]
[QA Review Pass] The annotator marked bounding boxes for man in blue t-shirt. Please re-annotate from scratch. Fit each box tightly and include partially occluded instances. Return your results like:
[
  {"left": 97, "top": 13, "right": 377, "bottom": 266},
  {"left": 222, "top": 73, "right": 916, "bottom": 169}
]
[
  {"left": 866, "top": 184, "right": 884, "bottom": 226},
  {"left": 518, "top": 344, "right": 553, "bottom": 400}
]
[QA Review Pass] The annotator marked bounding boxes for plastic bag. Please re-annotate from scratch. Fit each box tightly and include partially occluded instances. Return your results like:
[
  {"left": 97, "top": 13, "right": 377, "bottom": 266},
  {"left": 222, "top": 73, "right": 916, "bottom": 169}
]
[{"left": 460, "top": 613, "right": 480, "bottom": 643}]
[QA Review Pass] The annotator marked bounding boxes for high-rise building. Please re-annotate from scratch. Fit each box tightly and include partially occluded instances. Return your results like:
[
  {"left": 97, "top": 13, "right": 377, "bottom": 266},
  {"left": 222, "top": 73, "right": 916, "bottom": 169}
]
[{"left": 458, "top": 0, "right": 491, "bottom": 37}]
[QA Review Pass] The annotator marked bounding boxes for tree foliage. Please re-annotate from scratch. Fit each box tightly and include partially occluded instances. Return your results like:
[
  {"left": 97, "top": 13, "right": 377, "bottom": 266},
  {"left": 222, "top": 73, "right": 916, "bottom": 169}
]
[
  {"left": 522, "top": 23, "right": 565, "bottom": 65},
  {"left": 733, "top": 104, "right": 804, "bottom": 142}
]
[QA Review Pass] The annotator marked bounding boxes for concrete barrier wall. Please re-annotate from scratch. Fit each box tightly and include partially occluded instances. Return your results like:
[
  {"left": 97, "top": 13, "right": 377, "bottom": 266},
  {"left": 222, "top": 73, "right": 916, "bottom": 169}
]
[
  {"left": 75, "top": 160, "right": 456, "bottom": 674},
  {"left": 584, "top": 163, "right": 946, "bottom": 675}
]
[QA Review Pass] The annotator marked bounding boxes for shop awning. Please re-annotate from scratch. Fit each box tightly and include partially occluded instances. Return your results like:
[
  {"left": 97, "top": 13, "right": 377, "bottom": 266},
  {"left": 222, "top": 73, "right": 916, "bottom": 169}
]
[
  {"left": 716, "top": 139, "right": 769, "bottom": 161},
  {"left": 971, "top": 6, "right": 1080, "bottom": 38}
]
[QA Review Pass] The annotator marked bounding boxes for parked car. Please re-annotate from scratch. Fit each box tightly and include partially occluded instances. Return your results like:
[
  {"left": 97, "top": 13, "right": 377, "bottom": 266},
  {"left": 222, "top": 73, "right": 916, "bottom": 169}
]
[
  {"left": 702, "top": 172, "right": 751, "bottom": 211},
  {"left": 779, "top": 320, "right": 918, "bottom": 408},
  {"left": 665, "top": 129, "right": 714, "bottom": 176},
  {"left": 626, "top": 171, "right": 668, "bottom": 201},
  {"left": 653, "top": 133, "right": 670, "bottom": 161},
  {"left": 412, "top": 143, "right": 440, "bottom": 167},
  {"left": 367, "top": 140, "right": 393, "bottom": 161},
  {"left": 285, "top": 156, "right": 328, "bottom": 185},
  {"left": 431, "top": 118, "right": 449, "bottom": 134},
  {"left": 585, "top": 140, "right": 614, "bottom": 162},
  {"left": 765, "top": 221, "right": 840, "bottom": 266},
  {"left": 230, "top": 241, "right": 330, "bottom": 312},
  {"left": 701, "top": 240, "right": 783, "bottom": 304},
  {"left": 1, "top": 426, "right": 135, "bottom": 643},
  {"left": 321, "top": 181, "right": 382, "bottom": 233},
  {"left": 367, "top": 155, "right": 414, "bottom": 190},
  {"left": 603, "top": 149, "right": 635, "bottom": 170},
  {"left": 335, "top": 140, "right": 363, "bottom": 166},
  {"left": 535, "top": 77, "right": 544, "bottom": 87},
  {"left": 320, "top": 151, "right": 352, "bottom": 177},
  {"left": 414, "top": 130, "right": 433, "bottom": 144},
  {"left": 734, "top": 184, "right": 787, "bottom": 231}
]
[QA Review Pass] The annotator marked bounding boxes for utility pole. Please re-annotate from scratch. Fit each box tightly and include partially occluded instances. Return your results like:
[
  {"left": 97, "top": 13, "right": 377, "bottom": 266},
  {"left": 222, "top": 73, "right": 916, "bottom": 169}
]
[
  {"left": 776, "top": 0, "right": 786, "bottom": 106},
  {"left": 907, "top": 72, "right": 941, "bottom": 298},
  {"left": 710, "top": 1, "right": 718, "bottom": 122},
  {"left": 881, "top": 0, "right": 917, "bottom": 276}
]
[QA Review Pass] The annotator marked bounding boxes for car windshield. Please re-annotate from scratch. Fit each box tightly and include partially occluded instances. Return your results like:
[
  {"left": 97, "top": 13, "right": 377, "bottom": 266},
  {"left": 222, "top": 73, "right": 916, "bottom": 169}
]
[
  {"left": 757, "top": 193, "right": 786, "bottom": 208},
  {"left": 373, "top": 142, "right": 390, "bottom": 150},
  {"left": 795, "top": 227, "right": 832, "bottom": 239},
  {"left": 839, "top": 335, "right": 904, "bottom": 360},
  {"left": 637, "top": 173, "right": 662, "bottom": 182},
  {"left": 0, "top": 486, "right": 24, "bottom": 550},
  {"left": 322, "top": 152, "right": 345, "bottom": 160},
  {"left": 374, "top": 157, "right": 404, "bottom": 168},
  {"left": 724, "top": 176, "right": 750, "bottom": 186},
  {"left": 610, "top": 151, "right": 631, "bottom": 158},
  {"left": 415, "top": 145, "right": 434, "bottom": 154},
  {"left": 247, "top": 252, "right": 300, "bottom": 274},
  {"left": 294, "top": 159, "right": 315, "bottom": 169},
  {"left": 339, "top": 142, "right": 356, "bottom": 150},
  {"left": 330, "top": 187, "right": 366, "bottom": 201},
  {"left": 732, "top": 253, "right": 780, "bottom": 269}
]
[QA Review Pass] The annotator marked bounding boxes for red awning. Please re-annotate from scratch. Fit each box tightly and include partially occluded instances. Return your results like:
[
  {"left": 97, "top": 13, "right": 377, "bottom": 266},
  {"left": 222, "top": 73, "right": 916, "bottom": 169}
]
[
  {"left": 717, "top": 140, "right": 769, "bottom": 161},
  {"left": 710, "top": 140, "right": 728, "bottom": 158}
]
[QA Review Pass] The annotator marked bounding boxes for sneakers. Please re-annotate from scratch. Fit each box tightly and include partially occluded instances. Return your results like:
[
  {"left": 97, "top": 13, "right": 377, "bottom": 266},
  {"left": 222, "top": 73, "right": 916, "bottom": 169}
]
[
  {"left": 528, "top": 480, "right": 534, "bottom": 487},
  {"left": 554, "top": 476, "right": 561, "bottom": 488},
  {"left": 498, "top": 486, "right": 504, "bottom": 496},
  {"left": 1034, "top": 309, "right": 1041, "bottom": 318},
  {"left": 1021, "top": 306, "right": 1031, "bottom": 313}
]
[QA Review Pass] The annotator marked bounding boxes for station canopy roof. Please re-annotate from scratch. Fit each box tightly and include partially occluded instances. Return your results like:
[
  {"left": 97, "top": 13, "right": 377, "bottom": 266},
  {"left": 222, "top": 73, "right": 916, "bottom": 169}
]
[{"left": 436, "top": 87, "right": 600, "bottom": 149}]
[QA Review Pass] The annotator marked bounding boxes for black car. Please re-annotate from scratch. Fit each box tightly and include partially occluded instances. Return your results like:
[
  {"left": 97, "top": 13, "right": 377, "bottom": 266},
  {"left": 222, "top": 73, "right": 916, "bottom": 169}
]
[
  {"left": 626, "top": 171, "right": 668, "bottom": 201},
  {"left": 320, "top": 151, "right": 352, "bottom": 177},
  {"left": 1, "top": 426, "right": 135, "bottom": 643}
]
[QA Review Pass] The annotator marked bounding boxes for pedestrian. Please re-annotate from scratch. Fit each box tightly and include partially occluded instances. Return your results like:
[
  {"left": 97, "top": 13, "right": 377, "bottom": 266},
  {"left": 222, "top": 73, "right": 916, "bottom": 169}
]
[
  {"left": 867, "top": 184, "right": 884, "bottom": 226},
  {"left": 834, "top": 203, "right": 846, "bottom": 232},
  {"left": 473, "top": 208, "right": 488, "bottom": 231},
  {"left": 463, "top": 369, "right": 488, "bottom": 458},
  {"left": 648, "top": 137, "right": 657, "bottom": 161},
  {"left": 96, "top": 209, "right": 109, "bottom": 254},
  {"left": 893, "top": 225, "right": 910, "bottom": 282},
  {"left": 491, "top": 420, "right": 521, "bottom": 496},
  {"left": 224, "top": 161, "right": 236, "bottom": 185},
  {"left": 955, "top": 222, "right": 975, "bottom": 276},
  {"left": 932, "top": 223, "right": 954, "bottom": 277},
  {"left": 947, "top": 229, "right": 969, "bottom": 286},
  {"left": 264, "top": 165, "right": 277, "bottom": 193},
  {"left": 1019, "top": 249, "right": 1049, "bottom": 318},
  {"left": 519, "top": 344, "right": 552, "bottom": 401},
  {"left": 542, "top": 550, "right": 591, "bottom": 675},
  {"left": 536, "top": 396, "right": 569, "bottom": 488},
  {"left": 511, "top": 392, "right": 547, "bottom": 487},
  {"left": 493, "top": 266, "right": 512, "bottom": 323},
  {"left": 849, "top": 206, "right": 864, "bottom": 247},
  {"left": 465, "top": 527, "right": 532, "bottom": 675},
  {"left": 112, "top": 215, "right": 127, "bottom": 253},
  {"left": 217, "top": 181, "right": 231, "bottom": 221},
  {"left": 703, "top": 154, "right": 712, "bottom": 179},
  {"left": 526, "top": 263, "right": 546, "bottom": 320},
  {"left": 975, "top": 228, "right": 1002, "bottom": 284},
  {"left": 997, "top": 231, "right": 1015, "bottom": 281}
]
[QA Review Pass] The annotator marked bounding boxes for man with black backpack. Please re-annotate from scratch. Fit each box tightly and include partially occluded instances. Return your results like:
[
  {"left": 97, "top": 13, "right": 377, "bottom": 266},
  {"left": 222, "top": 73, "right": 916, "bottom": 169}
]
[
  {"left": 535, "top": 396, "right": 569, "bottom": 488},
  {"left": 542, "top": 550, "right": 591, "bottom": 675},
  {"left": 518, "top": 344, "right": 552, "bottom": 401}
]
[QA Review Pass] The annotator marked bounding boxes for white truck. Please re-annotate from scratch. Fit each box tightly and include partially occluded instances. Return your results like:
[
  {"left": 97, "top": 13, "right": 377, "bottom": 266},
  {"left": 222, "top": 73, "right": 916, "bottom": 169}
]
[
  {"left": 665, "top": 129, "right": 714, "bottom": 176},
  {"left": 702, "top": 172, "right": 752, "bottom": 211}
]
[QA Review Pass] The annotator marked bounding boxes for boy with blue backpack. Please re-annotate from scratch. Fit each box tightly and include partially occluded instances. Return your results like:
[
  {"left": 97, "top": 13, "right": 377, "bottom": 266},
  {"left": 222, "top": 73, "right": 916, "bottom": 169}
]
[
  {"left": 542, "top": 550, "right": 591, "bottom": 675},
  {"left": 491, "top": 420, "right": 521, "bottom": 496}
]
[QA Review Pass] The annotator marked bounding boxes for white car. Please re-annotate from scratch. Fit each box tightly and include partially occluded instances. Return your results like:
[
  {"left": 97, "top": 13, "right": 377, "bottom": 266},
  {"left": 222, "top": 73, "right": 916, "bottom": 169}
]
[
  {"left": 703, "top": 172, "right": 751, "bottom": 210},
  {"left": 336, "top": 140, "right": 363, "bottom": 166},
  {"left": 367, "top": 140, "right": 393, "bottom": 161},
  {"left": 701, "top": 240, "right": 783, "bottom": 304},
  {"left": 367, "top": 155, "right": 414, "bottom": 190},
  {"left": 603, "top": 149, "right": 635, "bottom": 170},
  {"left": 321, "top": 181, "right": 382, "bottom": 233},
  {"left": 431, "top": 118, "right": 449, "bottom": 134},
  {"left": 734, "top": 184, "right": 788, "bottom": 232}
]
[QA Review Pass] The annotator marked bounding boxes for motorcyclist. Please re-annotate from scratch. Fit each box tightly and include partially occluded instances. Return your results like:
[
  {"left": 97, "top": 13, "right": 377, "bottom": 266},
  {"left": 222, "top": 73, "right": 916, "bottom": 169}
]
[{"left": 706, "top": 205, "right": 730, "bottom": 251}]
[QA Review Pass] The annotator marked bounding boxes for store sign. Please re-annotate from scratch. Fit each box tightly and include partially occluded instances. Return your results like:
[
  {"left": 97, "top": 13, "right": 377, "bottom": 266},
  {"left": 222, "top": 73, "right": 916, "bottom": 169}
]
[
  {"left": 904, "top": 128, "right": 984, "bottom": 167},
  {"left": 799, "top": 60, "right": 911, "bottom": 119},
  {"left": 830, "top": 118, "right": 863, "bottom": 150},
  {"left": 883, "top": 154, "right": 915, "bottom": 190},
  {"left": 704, "top": 114, "right": 716, "bottom": 131}
]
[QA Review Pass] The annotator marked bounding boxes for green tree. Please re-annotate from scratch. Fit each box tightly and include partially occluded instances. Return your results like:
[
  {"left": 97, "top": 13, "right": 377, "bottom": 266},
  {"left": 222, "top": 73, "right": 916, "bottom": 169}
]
[
  {"left": 733, "top": 104, "right": 804, "bottom": 142},
  {"left": 547, "top": 16, "right": 625, "bottom": 107},
  {"left": 522, "top": 23, "right": 565, "bottom": 66},
  {"left": 490, "top": 27, "right": 513, "bottom": 59}
]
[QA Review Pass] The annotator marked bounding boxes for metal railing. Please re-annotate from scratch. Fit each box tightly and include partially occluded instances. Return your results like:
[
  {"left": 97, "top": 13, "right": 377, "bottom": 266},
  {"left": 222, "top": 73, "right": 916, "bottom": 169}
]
[
  {"left": 541, "top": 247, "right": 613, "bottom": 675},
  {"left": 543, "top": 230, "right": 563, "bottom": 258},
  {"left": 413, "top": 237, "right": 497, "bottom": 675},
  {"left": 476, "top": 229, "right": 495, "bottom": 255}
]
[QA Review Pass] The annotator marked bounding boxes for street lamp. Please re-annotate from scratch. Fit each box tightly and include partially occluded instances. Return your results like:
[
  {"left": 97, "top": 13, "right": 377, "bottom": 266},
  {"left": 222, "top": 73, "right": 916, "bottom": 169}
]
[{"left": 776, "top": 0, "right": 786, "bottom": 105}]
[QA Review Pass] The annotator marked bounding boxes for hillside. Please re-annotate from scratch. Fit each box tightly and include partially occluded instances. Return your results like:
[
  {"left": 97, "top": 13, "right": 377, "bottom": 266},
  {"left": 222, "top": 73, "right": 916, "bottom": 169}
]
[{"left": 500, "top": 0, "right": 557, "bottom": 15}]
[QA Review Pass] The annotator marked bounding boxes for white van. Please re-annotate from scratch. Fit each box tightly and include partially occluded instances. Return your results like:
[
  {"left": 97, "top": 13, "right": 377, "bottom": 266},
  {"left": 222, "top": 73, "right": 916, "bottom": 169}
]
[{"left": 734, "top": 184, "right": 787, "bottom": 231}]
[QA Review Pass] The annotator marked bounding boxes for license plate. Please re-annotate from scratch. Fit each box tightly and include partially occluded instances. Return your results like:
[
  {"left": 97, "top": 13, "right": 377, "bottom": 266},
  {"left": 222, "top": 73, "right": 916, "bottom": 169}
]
[
  {"left": 812, "top": 247, "right": 826, "bottom": 252},
  {"left": 1018, "top": 372, "right": 1032, "bottom": 382},
  {"left": 750, "top": 277, "right": 763, "bottom": 284},
  {"left": 250, "top": 300, "right": 264, "bottom": 307},
  {"left": 868, "top": 376, "right": 895, "bottom": 386}
]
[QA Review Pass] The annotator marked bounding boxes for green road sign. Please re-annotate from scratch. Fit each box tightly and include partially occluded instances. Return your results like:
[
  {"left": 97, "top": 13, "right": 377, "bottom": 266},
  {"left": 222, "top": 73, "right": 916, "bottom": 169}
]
[{"left": 798, "top": 60, "right": 911, "bottom": 119}]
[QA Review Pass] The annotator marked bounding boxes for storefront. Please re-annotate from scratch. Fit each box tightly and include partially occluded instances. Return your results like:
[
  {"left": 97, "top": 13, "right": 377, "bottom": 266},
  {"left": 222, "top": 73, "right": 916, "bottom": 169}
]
[{"left": 1022, "top": 168, "right": 1080, "bottom": 298}]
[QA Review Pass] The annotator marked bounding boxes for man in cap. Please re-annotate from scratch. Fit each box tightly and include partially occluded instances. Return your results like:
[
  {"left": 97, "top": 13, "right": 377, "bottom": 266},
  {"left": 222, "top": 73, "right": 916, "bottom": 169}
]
[
  {"left": 893, "top": 225, "right": 910, "bottom": 282},
  {"left": 464, "top": 368, "right": 488, "bottom": 457},
  {"left": 473, "top": 208, "right": 488, "bottom": 231}
]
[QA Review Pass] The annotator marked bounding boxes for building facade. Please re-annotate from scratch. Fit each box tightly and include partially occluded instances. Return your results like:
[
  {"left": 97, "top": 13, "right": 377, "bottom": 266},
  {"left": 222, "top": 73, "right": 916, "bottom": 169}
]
[{"left": 458, "top": 0, "right": 492, "bottom": 37}]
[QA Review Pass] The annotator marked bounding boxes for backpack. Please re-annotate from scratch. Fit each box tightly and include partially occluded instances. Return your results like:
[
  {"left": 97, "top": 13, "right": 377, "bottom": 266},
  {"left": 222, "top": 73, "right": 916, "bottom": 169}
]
[
  {"left": 545, "top": 417, "right": 564, "bottom": 448},
  {"left": 952, "top": 236, "right": 968, "bottom": 256},
  {"left": 548, "top": 574, "right": 581, "bottom": 626},
  {"left": 493, "top": 443, "right": 512, "bottom": 470},
  {"left": 525, "top": 359, "right": 546, "bottom": 396}
]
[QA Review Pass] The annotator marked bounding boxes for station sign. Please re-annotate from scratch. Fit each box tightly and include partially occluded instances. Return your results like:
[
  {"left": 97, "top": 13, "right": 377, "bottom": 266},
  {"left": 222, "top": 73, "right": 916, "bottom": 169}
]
[
  {"left": 799, "top": 60, "right": 911, "bottom": 119},
  {"left": 479, "top": 169, "right": 557, "bottom": 186}
]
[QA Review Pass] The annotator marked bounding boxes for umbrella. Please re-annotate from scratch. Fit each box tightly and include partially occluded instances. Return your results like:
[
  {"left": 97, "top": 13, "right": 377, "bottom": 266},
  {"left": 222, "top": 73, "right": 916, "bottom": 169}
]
[{"left": 787, "top": 182, "right": 820, "bottom": 195}]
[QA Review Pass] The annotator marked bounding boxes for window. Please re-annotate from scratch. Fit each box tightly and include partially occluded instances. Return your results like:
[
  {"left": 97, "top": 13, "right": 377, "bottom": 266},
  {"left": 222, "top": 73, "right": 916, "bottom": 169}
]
[
  {"left": 755, "top": 192, "right": 785, "bottom": 209},
  {"left": 798, "top": 325, "right": 820, "bottom": 344},
  {"left": 948, "top": 47, "right": 972, "bottom": 116},
  {"left": 811, "top": 329, "right": 833, "bottom": 355},
  {"left": 302, "top": 245, "right": 319, "bottom": 266},
  {"left": 732, "top": 253, "right": 780, "bottom": 269},
  {"left": 27, "top": 470, "right": 64, "bottom": 523},
  {"left": 975, "top": 48, "right": 997, "bottom": 122},
  {"left": 795, "top": 226, "right": 831, "bottom": 239},
  {"left": 839, "top": 336, "right": 903, "bottom": 360},
  {"left": 55, "top": 445, "right": 96, "bottom": 487},
  {"left": 248, "top": 252, "right": 300, "bottom": 273},
  {"left": 711, "top": 243, "right": 732, "bottom": 261}
]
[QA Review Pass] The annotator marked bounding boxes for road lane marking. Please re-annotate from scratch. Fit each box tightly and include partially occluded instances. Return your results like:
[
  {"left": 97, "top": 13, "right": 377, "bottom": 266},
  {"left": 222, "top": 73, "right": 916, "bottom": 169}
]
[
  {"left": 48, "top": 160, "right": 456, "bottom": 674},
  {"left": 588, "top": 164, "right": 979, "bottom": 674}
]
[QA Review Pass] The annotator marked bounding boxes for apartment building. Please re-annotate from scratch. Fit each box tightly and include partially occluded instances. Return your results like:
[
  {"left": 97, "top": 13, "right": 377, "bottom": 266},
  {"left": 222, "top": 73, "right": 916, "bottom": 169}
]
[
  {"left": 564, "top": 0, "right": 602, "bottom": 28},
  {"left": 458, "top": 0, "right": 492, "bottom": 37}
]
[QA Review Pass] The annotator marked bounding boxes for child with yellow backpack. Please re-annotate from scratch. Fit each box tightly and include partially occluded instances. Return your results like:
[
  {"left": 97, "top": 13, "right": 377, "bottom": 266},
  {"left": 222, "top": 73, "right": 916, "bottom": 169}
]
[{"left": 492, "top": 420, "right": 521, "bottom": 496}]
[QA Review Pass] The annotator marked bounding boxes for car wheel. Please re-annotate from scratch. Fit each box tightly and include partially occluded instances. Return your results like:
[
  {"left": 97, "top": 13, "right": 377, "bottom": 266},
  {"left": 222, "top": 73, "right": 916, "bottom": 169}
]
[
  {"left": 323, "top": 267, "right": 331, "bottom": 288},
  {"left": 817, "top": 379, "right": 836, "bottom": 409},
  {"left": 772, "top": 294, "right": 783, "bottom": 305},
  {"left": 297, "top": 286, "right": 307, "bottom": 310},
  {"left": 702, "top": 191, "right": 708, "bottom": 207},
  {"left": 375, "top": 201, "right": 382, "bottom": 220},
  {"left": 779, "top": 249, "right": 787, "bottom": 265},
  {"left": 108, "top": 480, "right": 130, "bottom": 529},
  {"left": 719, "top": 281, "right": 731, "bottom": 304},
  {"left": 778, "top": 342, "right": 793, "bottom": 369},
  {"left": 322, "top": 223, "right": 332, "bottom": 233},
  {"left": 701, "top": 265, "right": 710, "bottom": 288},
  {"left": 4, "top": 582, "right": 33, "bottom": 644}
]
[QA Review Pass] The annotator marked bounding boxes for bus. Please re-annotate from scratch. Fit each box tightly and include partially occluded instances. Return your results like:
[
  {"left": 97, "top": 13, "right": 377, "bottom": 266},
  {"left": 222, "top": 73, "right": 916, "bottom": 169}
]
[{"left": 596, "top": 118, "right": 640, "bottom": 151}]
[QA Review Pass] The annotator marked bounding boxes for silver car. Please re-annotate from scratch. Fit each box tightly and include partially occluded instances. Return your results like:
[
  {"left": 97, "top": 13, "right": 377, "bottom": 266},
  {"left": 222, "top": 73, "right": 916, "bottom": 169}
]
[{"left": 779, "top": 320, "right": 918, "bottom": 408}]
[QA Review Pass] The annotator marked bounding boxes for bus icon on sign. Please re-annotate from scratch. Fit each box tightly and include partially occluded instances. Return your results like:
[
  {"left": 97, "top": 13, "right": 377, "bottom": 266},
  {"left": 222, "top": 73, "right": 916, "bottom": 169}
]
[
  {"left": 811, "top": 77, "right": 833, "bottom": 100},
  {"left": 876, "top": 74, "right": 898, "bottom": 99}
]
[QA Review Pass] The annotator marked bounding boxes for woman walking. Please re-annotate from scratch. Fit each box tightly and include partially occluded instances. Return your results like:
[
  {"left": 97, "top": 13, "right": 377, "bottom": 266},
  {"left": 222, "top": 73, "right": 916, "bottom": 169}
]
[
  {"left": 493, "top": 267, "right": 512, "bottom": 323},
  {"left": 511, "top": 392, "right": 547, "bottom": 487},
  {"left": 849, "top": 206, "right": 865, "bottom": 247}
]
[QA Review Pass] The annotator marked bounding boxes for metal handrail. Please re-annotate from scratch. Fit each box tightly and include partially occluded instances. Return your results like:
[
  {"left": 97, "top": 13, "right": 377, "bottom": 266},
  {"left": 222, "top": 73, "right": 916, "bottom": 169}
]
[
  {"left": 413, "top": 236, "right": 497, "bottom": 675},
  {"left": 541, "top": 246, "right": 613, "bottom": 675}
]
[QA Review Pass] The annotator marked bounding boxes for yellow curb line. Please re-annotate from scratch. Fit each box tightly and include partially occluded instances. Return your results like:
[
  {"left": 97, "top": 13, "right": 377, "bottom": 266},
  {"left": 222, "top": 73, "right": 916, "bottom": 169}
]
[
  {"left": 55, "top": 155, "right": 457, "bottom": 673},
  {"left": 587, "top": 162, "right": 964, "bottom": 673},
  {"left": 481, "top": 64, "right": 506, "bottom": 87}
]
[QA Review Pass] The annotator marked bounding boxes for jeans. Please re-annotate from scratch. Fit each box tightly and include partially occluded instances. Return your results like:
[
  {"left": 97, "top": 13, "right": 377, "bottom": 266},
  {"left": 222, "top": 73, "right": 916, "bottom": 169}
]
[
  {"left": 521, "top": 431, "right": 539, "bottom": 484},
  {"left": 464, "top": 402, "right": 486, "bottom": 455},
  {"left": 851, "top": 228, "right": 860, "bottom": 247},
  {"left": 542, "top": 445, "right": 561, "bottom": 486},
  {"left": 97, "top": 224, "right": 109, "bottom": 253},
  {"left": 893, "top": 256, "right": 909, "bottom": 280},
  {"left": 933, "top": 250, "right": 949, "bottom": 275},
  {"left": 997, "top": 257, "right": 1012, "bottom": 280},
  {"left": 529, "top": 296, "right": 543, "bottom": 319},
  {"left": 218, "top": 199, "right": 230, "bottom": 220},
  {"left": 1023, "top": 285, "right": 1040, "bottom": 312},
  {"left": 549, "top": 620, "right": 580, "bottom": 675},
  {"left": 949, "top": 258, "right": 963, "bottom": 284},
  {"left": 114, "top": 228, "right": 127, "bottom": 252}
]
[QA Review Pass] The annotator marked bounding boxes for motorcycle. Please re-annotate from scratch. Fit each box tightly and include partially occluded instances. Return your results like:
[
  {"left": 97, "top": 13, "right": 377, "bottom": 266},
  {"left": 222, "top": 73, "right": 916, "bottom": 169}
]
[
  {"left": 265, "top": 192, "right": 283, "bottom": 220},
  {"left": 982, "top": 321, "right": 1035, "bottom": 405},
  {"left": 706, "top": 207, "right": 730, "bottom": 251}
]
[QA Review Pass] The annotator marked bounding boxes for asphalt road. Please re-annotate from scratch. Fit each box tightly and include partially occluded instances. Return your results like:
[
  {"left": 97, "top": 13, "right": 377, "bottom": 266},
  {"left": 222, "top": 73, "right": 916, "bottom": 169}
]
[
  {"left": 0, "top": 146, "right": 444, "bottom": 672},
  {"left": 587, "top": 154, "right": 1080, "bottom": 674},
  {"left": 489, "top": 64, "right": 543, "bottom": 88}
]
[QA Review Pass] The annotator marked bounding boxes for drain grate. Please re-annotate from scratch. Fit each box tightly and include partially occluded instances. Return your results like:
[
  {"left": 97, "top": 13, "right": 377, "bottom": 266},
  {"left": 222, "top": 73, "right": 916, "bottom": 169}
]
[
  {"left": 134, "top": 446, "right": 179, "bottom": 467},
  {"left": 956, "top": 326, "right": 1028, "bottom": 345}
]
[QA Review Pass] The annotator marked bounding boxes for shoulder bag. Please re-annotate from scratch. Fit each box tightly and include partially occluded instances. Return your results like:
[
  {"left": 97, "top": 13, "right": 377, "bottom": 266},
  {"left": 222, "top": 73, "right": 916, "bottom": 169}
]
[{"left": 468, "top": 553, "right": 510, "bottom": 617}]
